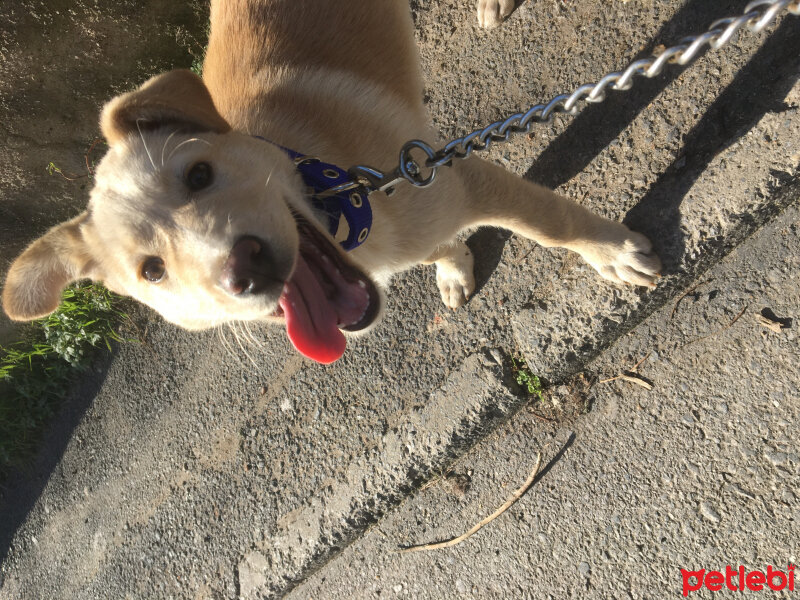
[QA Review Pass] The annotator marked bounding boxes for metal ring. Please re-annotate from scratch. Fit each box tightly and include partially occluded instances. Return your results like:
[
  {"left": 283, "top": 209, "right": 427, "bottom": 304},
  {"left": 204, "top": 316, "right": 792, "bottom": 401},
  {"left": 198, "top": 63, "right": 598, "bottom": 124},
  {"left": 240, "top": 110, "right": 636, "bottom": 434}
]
[
  {"left": 497, "top": 113, "right": 524, "bottom": 136},
  {"left": 399, "top": 140, "right": 437, "bottom": 187},
  {"left": 614, "top": 59, "right": 652, "bottom": 91},
  {"left": 564, "top": 84, "right": 595, "bottom": 112},
  {"left": 294, "top": 156, "right": 320, "bottom": 165},
  {"left": 750, "top": 2, "right": 784, "bottom": 32},
  {"left": 678, "top": 32, "right": 714, "bottom": 65},
  {"left": 349, "top": 192, "right": 363, "bottom": 208},
  {"left": 645, "top": 45, "right": 686, "bottom": 77},
  {"left": 587, "top": 72, "right": 623, "bottom": 102},
  {"left": 708, "top": 18, "right": 740, "bottom": 49},
  {"left": 322, "top": 168, "right": 340, "bottom": 179},
  {"left": 519, "top": 104, "right": 546, "bottom": 129},
  {"left": 357, "top": 227, "right": 369, "bottom": 243},
  {"left": 541, "top": 94, "right": 572, "bottom": 121}
]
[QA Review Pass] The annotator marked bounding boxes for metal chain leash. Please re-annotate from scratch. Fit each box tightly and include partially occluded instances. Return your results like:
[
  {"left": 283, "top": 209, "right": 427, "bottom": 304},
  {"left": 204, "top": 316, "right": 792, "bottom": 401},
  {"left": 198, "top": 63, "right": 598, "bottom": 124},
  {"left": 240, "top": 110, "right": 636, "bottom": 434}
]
[{"left": 337, "top": 0, "right": 799, "bottom": 197}]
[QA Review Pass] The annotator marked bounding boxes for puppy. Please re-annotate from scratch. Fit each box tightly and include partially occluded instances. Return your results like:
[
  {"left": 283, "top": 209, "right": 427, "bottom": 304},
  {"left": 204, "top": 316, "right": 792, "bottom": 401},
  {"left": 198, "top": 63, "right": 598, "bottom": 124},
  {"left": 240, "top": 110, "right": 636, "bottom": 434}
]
[{"left": 1, "top": 0, "right": 660, "bottom": 364}]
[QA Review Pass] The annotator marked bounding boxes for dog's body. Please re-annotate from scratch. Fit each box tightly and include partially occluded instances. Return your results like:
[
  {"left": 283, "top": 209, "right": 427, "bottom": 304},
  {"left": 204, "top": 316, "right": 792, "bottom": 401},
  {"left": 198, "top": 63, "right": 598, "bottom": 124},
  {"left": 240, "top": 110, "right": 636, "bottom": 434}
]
[{"left": 2, "top": 0, "right": 660, "bottom": 364}]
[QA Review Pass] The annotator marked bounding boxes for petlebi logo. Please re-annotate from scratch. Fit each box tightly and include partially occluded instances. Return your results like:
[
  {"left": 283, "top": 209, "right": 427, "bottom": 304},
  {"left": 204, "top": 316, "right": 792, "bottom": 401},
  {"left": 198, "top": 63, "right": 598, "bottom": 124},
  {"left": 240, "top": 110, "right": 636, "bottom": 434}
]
[{"left": 681, "top": 565, "right": 796, "bottom": 596}]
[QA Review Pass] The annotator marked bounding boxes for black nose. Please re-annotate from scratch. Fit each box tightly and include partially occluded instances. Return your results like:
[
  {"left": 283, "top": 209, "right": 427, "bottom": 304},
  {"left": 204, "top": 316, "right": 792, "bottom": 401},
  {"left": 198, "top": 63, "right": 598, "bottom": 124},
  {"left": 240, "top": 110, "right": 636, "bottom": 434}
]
[{"left": 219, "top": 236, "right": 276, "bottom": 296}]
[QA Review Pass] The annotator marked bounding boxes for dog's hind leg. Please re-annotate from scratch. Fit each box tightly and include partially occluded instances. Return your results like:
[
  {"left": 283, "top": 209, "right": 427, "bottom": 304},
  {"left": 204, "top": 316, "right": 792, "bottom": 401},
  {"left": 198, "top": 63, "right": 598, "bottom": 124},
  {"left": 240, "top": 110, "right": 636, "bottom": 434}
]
[
  {"left": 452, "top": 158, "right": 662, "bottom": 287},
  {"left": 423, "top": 240, "right": 475, "bottom": 309}
]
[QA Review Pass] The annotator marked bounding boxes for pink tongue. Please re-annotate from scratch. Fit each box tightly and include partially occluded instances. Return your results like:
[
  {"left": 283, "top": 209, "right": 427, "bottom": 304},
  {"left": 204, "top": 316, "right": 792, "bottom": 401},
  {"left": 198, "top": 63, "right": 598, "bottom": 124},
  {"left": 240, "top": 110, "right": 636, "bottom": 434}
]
[{"left": 279, "top": 255, "right": 345, "bottom": 364}]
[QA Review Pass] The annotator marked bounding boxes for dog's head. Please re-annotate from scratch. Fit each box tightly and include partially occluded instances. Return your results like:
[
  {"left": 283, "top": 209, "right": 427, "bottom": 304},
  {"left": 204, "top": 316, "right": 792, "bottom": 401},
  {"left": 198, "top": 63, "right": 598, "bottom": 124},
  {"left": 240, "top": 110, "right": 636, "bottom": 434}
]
[{"left": 2, "top": 70, "right": 382, "bottom": 364}]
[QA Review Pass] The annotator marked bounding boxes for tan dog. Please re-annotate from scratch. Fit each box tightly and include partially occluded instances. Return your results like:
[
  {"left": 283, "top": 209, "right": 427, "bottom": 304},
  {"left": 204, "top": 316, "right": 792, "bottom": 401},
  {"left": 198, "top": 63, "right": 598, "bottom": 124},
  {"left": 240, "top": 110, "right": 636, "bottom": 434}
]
[{"left": 1, "top": 0, "right": 660, "bottom": 364}]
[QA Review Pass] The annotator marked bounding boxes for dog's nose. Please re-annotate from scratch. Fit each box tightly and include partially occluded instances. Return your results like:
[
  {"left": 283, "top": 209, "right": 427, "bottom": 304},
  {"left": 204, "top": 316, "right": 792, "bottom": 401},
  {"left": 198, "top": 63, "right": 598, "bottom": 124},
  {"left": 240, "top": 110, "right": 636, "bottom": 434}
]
[{"left": 219, "top": 236, "right": 276, "bottom": 296}]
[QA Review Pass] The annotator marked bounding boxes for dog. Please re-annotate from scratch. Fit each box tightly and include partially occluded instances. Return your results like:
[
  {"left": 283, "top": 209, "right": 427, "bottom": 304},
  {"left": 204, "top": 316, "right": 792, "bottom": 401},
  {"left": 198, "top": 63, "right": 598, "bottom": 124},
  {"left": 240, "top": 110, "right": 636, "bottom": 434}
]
[{"left": 1, "top": 0, "right": 661, "bottom": 364}]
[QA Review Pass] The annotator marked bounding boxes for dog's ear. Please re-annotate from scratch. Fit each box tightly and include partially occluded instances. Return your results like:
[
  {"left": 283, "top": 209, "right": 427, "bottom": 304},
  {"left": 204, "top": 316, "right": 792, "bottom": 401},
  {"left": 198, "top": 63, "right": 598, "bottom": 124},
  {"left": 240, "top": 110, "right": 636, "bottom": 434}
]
[
  {"left": 2, "top": 213, "right": 100, "bottom": 321},
  {"left": 100, "top": 69, "right": 231, "bottom": 145}
]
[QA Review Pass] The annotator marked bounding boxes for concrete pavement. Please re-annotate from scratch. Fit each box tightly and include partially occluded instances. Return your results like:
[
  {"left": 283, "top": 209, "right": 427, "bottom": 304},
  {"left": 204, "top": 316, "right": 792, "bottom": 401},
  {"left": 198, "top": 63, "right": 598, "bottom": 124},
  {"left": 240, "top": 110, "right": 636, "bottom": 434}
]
[
  {"left": 293, "top": 197, "right": 800, "bottom": 600},
  {"left": 0, "top": 1, "right": 798, "bottom": 598}
]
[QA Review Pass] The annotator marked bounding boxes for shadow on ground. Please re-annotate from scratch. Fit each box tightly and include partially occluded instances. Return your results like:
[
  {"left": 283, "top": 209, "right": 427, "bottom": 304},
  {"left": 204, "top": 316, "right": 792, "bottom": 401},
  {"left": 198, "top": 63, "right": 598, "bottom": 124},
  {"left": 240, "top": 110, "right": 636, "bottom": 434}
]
[{"left": 0, "top": 352, "right": 115, "bottom": 564}]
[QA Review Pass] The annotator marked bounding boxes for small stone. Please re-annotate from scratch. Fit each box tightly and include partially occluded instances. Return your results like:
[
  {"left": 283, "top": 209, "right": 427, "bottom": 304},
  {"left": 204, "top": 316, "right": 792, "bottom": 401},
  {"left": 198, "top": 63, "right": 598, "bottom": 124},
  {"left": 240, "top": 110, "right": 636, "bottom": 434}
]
[
  {"left": 456, "top": 580, "right": 467, "bottom": 593},
  {"left": 238, "top": 551, "right": 269, "bottom": 597},
  {"left": 766, "top": 451, "right": 788, "bottom": 467},
  {"left": 578, "top": 562, "right": 591, "bottom": 577},
  {"left": 489, "top": 349, "right": 504, "bottom": 366},
  {"left": 700, "top": 502, "right": 721, "bottom": 523},
  {"left": 393, "top": 584, "right": 403, "bottom": 593},
  {"left": 537, "top": 532, "right": 550, "bottom": 544}
]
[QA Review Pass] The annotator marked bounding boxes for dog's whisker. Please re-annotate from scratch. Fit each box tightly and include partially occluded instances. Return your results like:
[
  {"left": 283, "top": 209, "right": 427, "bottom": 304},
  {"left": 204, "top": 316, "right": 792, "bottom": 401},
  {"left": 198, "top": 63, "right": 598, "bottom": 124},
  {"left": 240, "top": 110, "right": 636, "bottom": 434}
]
[
  {"left": 241, "top": 321, "right": 260, "bottom": 346},
  {"left": 221, "top": 322, "right": 248, "bottom": 367},
  {"left": 160, "top": 129, "right": 180, "bottom": 167},
  {"left": 165, "top": 137, "right": 212, "bottom": 164},
  {"left": 136, "top": 118, "right": 157, "bottom": 171},
  {"left": 230, "top": 321, "right": 259, "bottom": 369},
  {"left": 263, "top": 168, "right": 274, "bottom": 191},
  {"left": 216, "top": 324, "right": 237, "bottom": 361}
]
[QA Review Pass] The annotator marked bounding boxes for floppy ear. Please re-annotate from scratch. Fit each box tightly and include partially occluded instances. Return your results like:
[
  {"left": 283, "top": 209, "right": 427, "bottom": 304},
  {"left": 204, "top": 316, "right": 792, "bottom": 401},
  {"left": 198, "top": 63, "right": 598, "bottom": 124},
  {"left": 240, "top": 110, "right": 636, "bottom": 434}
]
[
  {"left": 2, "top": 213, "right": 99, "bottom": 321},
  {"left": 100, "top": 69, "right": 231, "bottom": 145}
]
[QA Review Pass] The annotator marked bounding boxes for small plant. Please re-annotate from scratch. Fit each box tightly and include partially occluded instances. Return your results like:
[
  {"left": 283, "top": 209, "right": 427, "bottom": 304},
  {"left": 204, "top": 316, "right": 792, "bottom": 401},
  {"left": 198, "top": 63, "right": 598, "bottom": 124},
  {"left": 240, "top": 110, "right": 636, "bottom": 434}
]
[
  {"left": 47, "top": 161, "right": 83, "bottom": 181},
  {"left": 0, "top": 283, "right": 129, "bottom": 473},
  {"left": 46, "top": 138, "right": 106, "bottom": 181},
  {"left": 190, "top": 56, "right": 204, "bottom": 77},
  {"left": 511, "top": 354, "right": 544, "bottom": 401}
]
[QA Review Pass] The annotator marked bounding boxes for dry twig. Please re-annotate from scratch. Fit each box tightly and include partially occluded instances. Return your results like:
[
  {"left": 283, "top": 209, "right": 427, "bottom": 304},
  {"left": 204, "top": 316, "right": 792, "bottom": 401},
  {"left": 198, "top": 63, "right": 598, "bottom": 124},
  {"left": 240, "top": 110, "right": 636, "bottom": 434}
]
[
  {"left": 396, "top": 452, "right": 543, "bottom": 554},
  {"left": 528, "top": 410, "right": 556, "bottom": 424},
  {"left": 619, "top": 374, "right": 653, "bottom": 390},
  {"left": 683, "top": 304, "right": 748, "bottom": 347},
  {"left": 670, "top": 278, "right": 713, "bottom": 320},
  {"left": 757, "top": 314, "right": 785, "bottom": 333},
  {"left": 598, "top": 352, "right": 651, "bottom": 386}
]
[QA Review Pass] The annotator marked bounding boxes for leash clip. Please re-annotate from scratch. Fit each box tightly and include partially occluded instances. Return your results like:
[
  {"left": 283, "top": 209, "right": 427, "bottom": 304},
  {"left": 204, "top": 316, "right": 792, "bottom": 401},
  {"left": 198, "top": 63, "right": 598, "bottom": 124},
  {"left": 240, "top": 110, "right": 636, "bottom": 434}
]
[{"left": 348, "top": 140, "right": 439, "bottom": 196}]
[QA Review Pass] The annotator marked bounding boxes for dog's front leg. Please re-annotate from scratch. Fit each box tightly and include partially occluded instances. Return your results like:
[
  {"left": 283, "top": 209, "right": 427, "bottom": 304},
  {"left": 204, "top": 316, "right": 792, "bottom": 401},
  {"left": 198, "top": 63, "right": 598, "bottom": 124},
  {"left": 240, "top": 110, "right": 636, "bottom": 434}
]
[
  {"left": 422, "top": 240, "right": 476, "bottom": 309},
  {"left": 455, "top": 158, "right": 662, "bottom": 287}
]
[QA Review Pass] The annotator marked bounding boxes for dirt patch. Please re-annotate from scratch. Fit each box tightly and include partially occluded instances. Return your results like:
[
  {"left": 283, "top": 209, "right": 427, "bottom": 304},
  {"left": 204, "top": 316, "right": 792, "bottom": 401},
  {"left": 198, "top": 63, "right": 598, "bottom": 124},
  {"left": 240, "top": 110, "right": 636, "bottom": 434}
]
[{"left": 0, "top": 0, "right": 208, "bottom": 344}]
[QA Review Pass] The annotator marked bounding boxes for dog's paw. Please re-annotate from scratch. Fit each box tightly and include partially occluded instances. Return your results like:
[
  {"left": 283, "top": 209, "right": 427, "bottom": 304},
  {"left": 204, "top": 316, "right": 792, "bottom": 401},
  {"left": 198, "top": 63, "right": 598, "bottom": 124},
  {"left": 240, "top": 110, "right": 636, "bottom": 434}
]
[
  {"left": 477, "top": 0, "right": 515, "bottom": 28},
  {"left": 435, "top": 248, "right": 475, "bottom": 309},
  {"left": 580, "top": 230, "right": 662, "bottom": 288}
]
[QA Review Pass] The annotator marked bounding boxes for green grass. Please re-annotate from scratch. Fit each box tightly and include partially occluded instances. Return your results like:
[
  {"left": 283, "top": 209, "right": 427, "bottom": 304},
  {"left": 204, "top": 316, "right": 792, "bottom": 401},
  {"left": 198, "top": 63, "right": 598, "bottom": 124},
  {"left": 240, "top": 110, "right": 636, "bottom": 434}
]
[
  {"left": 187, "top": 19, "right": 209, "bottom": 77},
  {"left": 0, "top": 283, "right": 129, "bottom": 473},
  {"left": 190, "top": 55, "right": 204, "bottom": 77},
  {"left": 511, "top": 355, "right": 544, "bottom": 401}
]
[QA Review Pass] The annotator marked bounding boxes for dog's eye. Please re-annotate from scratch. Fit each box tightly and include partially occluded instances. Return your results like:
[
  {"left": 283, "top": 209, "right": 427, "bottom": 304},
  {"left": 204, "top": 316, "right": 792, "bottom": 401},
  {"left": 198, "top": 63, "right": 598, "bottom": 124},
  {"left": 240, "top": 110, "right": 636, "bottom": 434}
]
[
  {"left": 185, "top": 162, "right": 213, "bottom": 191},
  {"left": 141, "top": 257, "right": 166, "bottom": 283}
]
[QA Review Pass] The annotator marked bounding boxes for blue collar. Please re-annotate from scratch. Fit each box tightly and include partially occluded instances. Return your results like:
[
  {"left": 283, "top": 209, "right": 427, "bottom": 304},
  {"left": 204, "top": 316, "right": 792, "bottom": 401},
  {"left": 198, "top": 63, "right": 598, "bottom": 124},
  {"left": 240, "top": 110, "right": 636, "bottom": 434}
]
[{"left": 254, "top": 137, "right": 373, "bottom": 251}]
